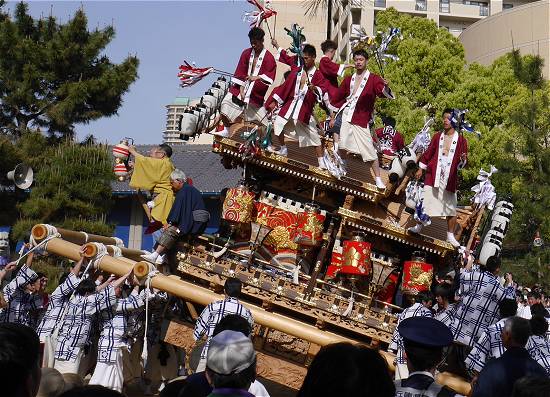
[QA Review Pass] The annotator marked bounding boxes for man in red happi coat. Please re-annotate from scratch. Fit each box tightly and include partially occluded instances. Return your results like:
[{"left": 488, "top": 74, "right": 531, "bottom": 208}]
[
  {"left": 265, "top": 44, "right": 330, "bottom": 169},
  {"left": 217, "top": 27, "right": 276, "bottom": 137},
  {"left": 375, "top": 116, "right": 405, "bottom": 156},
  {"left": 409, "top": 109, "right": 468, "bottom": 247},
  {"left": 319, "top": 40, "right": 353, "bottom": 151},
  {"left": 329, "top": 49, "right": 394, "bottom": 189}
]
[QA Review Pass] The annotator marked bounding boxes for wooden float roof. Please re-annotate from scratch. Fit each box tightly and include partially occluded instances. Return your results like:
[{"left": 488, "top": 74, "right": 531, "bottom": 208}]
[{"left": 213, "top": 124, "right": 478, "bottom": 257}]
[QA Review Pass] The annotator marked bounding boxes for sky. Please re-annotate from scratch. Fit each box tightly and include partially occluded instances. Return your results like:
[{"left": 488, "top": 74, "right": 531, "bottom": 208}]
[{"left": 5, "top": 1, "right": 251, "bottom": 143}]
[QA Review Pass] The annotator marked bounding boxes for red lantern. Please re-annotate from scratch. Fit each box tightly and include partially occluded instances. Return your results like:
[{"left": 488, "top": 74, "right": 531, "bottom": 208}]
[
  {"left": 114, "top": 162, "right": 129, "bottom": 180},
  {"left": 295, "top": 204, "right": 325, "bottom": 246},
  {"left": 113, "top": 138, "right": 133, "bottom": 160},
  {"left": 326, "top": 233, "right": 372, "bottom": 278},
  {"left": 401, "top": 252, "right": 433, "bottom": 295}
]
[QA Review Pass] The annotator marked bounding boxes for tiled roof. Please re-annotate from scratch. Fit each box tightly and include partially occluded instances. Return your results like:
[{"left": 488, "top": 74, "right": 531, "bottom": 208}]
[{"left": 111, "top": 144, "right": 241, "bottom": 194}]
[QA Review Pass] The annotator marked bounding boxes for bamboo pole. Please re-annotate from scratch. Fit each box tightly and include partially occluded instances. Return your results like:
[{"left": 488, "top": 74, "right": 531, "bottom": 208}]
[
  {"left": 31, "top": 224, "right": 145, "bottom": 261},
  {"left": 35, "top": 231, "right": 471, "bottom": 395}
]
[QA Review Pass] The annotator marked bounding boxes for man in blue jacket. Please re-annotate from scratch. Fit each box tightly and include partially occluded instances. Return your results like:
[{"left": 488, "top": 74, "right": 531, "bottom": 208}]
[
  {"left": 472, "top": 316, "right": 547, "bottom": 397},
  {"left": 142, "top": 169, "right": 209, "bottom": 265}
]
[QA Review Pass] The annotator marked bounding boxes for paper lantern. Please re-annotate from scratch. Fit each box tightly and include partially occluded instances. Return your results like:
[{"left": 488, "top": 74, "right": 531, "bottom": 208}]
[
  {"left": 326, "top": 233, "right": 372, "bottom": 278},
  {"left": 401, "top": 253, "right": 433, "bottom": 295},
  {"left": 113, "top": 138, "right": 131, "bottom": 160},
  {"left": 113, "top": 162, "right": 129, "bottom": 180}
]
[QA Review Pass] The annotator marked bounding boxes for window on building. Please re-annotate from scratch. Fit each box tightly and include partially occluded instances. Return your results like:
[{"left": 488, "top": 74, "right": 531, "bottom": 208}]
[
  {"left": 415, "top": 0, "right": 427, "bottom": 11},
  {"left": 374, "top": 0, "right": 386, "bottom": 7},
  {"left": 351, "top": 9, "right": 361, "bottom": 24},
  {"left": 503, "top": 3, "right": 513, "bottom": 8},
  {"left": 479, "top": 4, "right": 489, "bottom": 15},
  {"left": 440, "top": 0, "right": 450, "bottom": 12}
]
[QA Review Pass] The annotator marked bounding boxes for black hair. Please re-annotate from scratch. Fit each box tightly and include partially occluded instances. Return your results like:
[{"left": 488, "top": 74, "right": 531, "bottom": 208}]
[
  {"left": 382, "top": 116, "right": 396, "bottom": 128},
  {"left": 178, "top": 381, "right": 205, "bottom": 397},
  {"left": 248, "top": 27, "right": 265, "bottom": 41},
  {"left": 434, "top": 283, "right": 453, "bottom": 302},
  {"left": 283, "top": 70, "right": 291, "bottom": 80},
  {"left": 213, "top": 314, "right": 252, "bottom": 338},
  {"left": 302, "top": 44, "right": 316, "bottom": 57},
  {"left": 0, "top": 323, "right": 41, "bottom": 397},
  {"left": 485, "top": 255, "right": 501, "bottom": 273},
  {"left": 530, "top": 303, "right": 548, "bottom": 318},
  {"left": 159, "top": 378, "right": 187, "bottom": 397},
  {"left": 158, "top": 143, "right": 173, "bottom": 158},
  {"left": 528, "top": 291, "right": 542, "bottom": 300},
  {"left": 506, "top": 316, "right": 531, "bottom": 346},
  {"left": 442, "top": 108, "right": 454, "bottom": 116},
  {"left": 206, "top": 361, "right": 257, "bottom": 390},
  {"left": 352, "top": 49, "right": 369, "bottom": 60},
  {"left": 529, "top": 316, "right": 549, "bottom": 336},
  {"left": 75, "top": 278, "right": 96, "bottom": 296},
  {"left": 499, "top": 298, "right": 518, "bottom": 318},
  {"left": 403, "top": 339, "right": 443, "bottom": 372},
  {"left": 512, "top": 376, "right": 550, "bottom": 397},
  {"left": 35, "top": 271, "right": 46, "bottom": 280},
  {"left": 224, "top": 277, "right": 242, "bottom": 298},
  {"left": 297, "top": 343, "right": 395, "bottom": 397},
  {"left": 58, "top": 385, "right": 124, "bottom": 397},
  {"left": 321, "top": 40, "right": 338, "bottom": 53},
  {"left": 415, "top": 291, "right": 434, "bottom": 304}
]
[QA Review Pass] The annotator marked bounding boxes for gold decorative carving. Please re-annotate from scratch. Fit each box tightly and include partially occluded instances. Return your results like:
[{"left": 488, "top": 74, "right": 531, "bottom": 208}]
[
  {"left": 409, "top": 263, "right": 433, "bottom": 290},
  {"left": 265, "top": 226, "right": 298, "bottom": 251}
]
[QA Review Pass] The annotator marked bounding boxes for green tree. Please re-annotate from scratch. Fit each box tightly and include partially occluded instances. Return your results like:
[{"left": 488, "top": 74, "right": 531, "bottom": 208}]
[
  {"left": 0, "top": 1, "right": 138, "bottom": 138},
  {"left": 366, "top": 8, "right": 465, "bottom": 141},
  {"left": 11, "top": 140, "right": 115, "bottom": 241}
]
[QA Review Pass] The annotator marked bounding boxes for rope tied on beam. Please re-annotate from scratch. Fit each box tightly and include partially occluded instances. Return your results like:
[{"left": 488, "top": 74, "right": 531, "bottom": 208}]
[
  {"left": 113, "top": 237, "right": 125, "bottom": 248},
  {"left": 82, "top": 243, "right": 108, "bottom": 277},
  {"left": 107, "top": 245, "right": 123, "bottom": 258},
  {"left": 141, "top": 268, "right": 160, "bottom": 369}
]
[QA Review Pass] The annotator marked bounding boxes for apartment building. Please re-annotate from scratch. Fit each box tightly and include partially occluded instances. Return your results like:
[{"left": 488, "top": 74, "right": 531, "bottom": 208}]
[
  {"left": 459, "top": 0, "right": 550, "bottom": 77},
  {"left": 331, "top": 0, "right": 536, "bottom": 60},
  {"left": 163, "top": 97, "right": 190, "bottom": 144},
  {"left": 268, "top": 0, "right": 534, "bottom": 63}
]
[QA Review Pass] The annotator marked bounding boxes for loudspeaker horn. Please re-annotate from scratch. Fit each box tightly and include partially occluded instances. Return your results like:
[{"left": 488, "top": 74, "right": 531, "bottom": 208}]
[{"left": 6, "top": 163, "right": 34, "bottom": 189}]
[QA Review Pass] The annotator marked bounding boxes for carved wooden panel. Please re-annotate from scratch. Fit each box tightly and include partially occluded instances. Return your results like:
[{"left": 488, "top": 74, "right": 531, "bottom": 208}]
[{"left": 256, "top": 351, "right": 307, "bottom": 390}]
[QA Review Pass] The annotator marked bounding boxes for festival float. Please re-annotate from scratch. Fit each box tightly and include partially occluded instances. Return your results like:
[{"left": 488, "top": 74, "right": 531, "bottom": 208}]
[{"left": 29, "top": 5, "right": 516, "bottom": 394}]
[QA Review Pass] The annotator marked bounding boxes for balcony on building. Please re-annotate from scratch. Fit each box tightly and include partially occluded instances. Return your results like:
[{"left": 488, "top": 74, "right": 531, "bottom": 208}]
[{"left": 439, "top": 0, "right": 487, "bottom": 20}]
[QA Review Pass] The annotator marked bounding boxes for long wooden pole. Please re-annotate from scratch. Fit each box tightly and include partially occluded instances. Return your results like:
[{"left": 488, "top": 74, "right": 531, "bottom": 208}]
[
  {"left": 31, "top": 224, "right": 145, "bottom": 261},
  {"left": 35, "top": 232, "right": 471, "bottom": 395}
]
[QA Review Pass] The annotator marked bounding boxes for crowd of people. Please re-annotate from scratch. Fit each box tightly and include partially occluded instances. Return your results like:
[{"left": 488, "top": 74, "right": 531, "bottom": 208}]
[{"left": 2, "top": 247, "right": 550, "bottom": 397}]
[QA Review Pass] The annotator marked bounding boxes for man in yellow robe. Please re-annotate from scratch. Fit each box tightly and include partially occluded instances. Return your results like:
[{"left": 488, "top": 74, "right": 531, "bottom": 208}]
[{"left": 128, "top": 144, "right": 175, "bottom": 225}]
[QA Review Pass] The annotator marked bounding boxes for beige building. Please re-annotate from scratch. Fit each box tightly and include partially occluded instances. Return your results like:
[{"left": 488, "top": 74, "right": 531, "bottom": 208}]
[
  {"left": 459, "top": 0, "right": 550, "bottom": 77},
  {"left": 269, "top": 0, "right": 535, "bottom": 62}
]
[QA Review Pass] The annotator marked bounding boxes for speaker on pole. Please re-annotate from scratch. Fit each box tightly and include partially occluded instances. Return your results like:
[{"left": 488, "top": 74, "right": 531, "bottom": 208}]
[{"left": 6, "top": 163, "right": 34, "bottom": 189}]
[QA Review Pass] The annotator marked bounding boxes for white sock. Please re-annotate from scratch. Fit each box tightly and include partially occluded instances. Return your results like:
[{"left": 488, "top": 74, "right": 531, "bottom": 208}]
[
  {"left": 447, "top": 232, "right": 459, "bottom": 241},
  {"left": 223, "top": 127, "right": 229, "bottom": 134},
  {"left": 318, "top": 157, "right": 325, "bottom": 167},
  {"left": 334, "top": 142, "right": 339, "bottom": 151}
]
